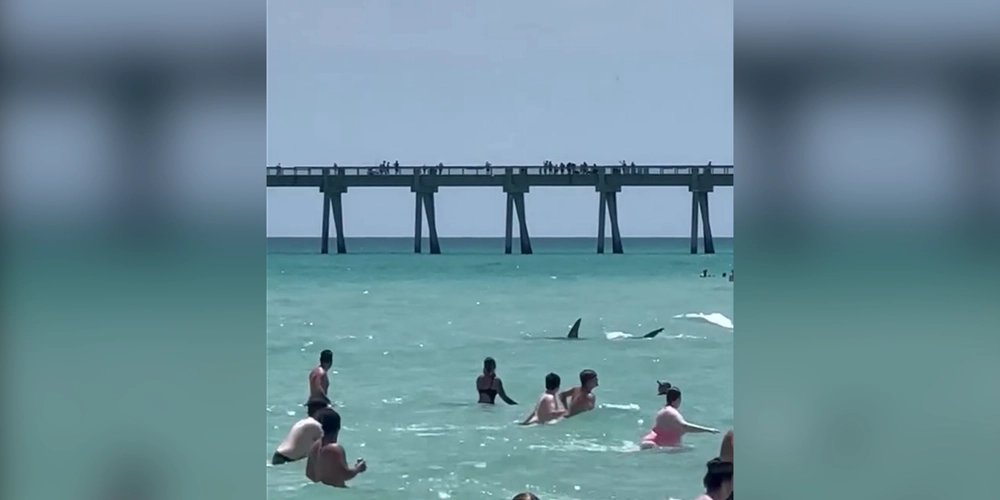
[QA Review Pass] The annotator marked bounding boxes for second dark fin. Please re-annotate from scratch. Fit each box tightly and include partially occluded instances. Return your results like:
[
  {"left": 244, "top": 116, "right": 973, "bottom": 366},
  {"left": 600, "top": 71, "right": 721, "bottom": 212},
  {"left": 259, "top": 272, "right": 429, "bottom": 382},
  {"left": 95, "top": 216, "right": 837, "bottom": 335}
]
[
  {"left": 567, "top": 318, "right": 583, "bottom": 339},
  {"left": 642, "top": 328, "right": 664, "bottom": 339}
]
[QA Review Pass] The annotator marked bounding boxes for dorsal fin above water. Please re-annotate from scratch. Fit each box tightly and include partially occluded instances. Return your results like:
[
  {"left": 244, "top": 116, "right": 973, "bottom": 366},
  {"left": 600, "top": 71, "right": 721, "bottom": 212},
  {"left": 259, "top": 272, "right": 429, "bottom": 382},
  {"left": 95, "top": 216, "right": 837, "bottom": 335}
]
[
  {"left": 642, "top": 328, "right": 664, "bottom": 339},
  {"left": 567, "top": 318, "right": 582, "bottom": 339}
]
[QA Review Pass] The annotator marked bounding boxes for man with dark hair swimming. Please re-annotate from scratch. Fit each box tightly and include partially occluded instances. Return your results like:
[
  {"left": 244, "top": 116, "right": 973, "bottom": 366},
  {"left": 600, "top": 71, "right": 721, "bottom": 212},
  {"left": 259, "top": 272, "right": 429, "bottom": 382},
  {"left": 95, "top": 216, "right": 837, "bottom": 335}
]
[
  {"left": 305, "top": 408, "right": 367, "bottom": 488},
  {"left": 558, "top": 369, "right": 599, "bottom": 417},
  {"left": 520, "top": 372, "right": 567, "bottom": 425}
]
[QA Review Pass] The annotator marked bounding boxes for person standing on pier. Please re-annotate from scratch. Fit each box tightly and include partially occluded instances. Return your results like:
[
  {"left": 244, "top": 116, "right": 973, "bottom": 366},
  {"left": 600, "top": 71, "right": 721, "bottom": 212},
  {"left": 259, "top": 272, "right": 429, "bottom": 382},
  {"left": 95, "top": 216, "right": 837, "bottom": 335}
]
[
  {"left": 477, "top": 357, "right": 517, "bottom": 405},
  {"left": 310, "top": 349, "right": 333, "bottom": 400}
]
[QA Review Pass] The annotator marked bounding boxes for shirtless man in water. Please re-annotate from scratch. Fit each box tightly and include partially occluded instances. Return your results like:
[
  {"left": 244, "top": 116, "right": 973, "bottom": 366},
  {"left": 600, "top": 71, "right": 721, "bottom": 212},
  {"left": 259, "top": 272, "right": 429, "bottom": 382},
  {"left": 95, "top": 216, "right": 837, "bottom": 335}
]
[
  {"left": 271, "top": 396, "right": 329, "bottom": 465},
  {"left": 305, "top": 408, "right": 367, "bottom": 488},
  {"left": 520, "top": 373, "right": 567, "bottom": 425},
  {"left": 558, "top": 369, "right": 599, "bottom": 417},
  {"left": 309, "top": 349, "right": 333, "bottom": 400}
]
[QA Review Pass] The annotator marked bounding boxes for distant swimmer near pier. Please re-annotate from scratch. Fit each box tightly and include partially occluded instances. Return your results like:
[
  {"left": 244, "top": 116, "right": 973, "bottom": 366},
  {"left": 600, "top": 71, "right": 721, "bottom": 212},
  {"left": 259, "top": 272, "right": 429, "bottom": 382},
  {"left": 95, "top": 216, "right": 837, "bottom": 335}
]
[{"left": 543, "top": 318, "right": 663, "bottom": 340}]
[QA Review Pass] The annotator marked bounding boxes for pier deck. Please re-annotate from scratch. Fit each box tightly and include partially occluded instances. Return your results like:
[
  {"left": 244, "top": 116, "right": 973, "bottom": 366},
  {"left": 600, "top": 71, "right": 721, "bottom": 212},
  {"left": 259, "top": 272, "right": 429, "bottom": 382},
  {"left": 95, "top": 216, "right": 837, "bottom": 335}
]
[{"left": 266, "top": 164, "right": 733, "bottom": 255}]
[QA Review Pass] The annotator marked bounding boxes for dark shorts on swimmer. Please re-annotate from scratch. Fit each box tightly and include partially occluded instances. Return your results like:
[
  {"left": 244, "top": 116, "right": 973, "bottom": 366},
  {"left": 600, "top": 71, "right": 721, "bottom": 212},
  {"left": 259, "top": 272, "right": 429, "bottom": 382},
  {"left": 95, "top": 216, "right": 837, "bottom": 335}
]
[{"left": 271, "top": 451, "right": 297, "bottom": 465}]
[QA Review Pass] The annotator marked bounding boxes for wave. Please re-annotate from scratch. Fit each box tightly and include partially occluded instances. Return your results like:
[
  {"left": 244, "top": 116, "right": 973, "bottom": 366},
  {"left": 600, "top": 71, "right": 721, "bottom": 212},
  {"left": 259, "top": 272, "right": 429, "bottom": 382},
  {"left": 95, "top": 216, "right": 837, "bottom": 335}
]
[
  {"left": 603, "top": 331, "right": 633, "bottom": 340},
  {"left": 673, "top": 312, "right": 733, "bottom": 330},
  {"left": 528, "top": 439, "right": 641, "bottom": 454},
  {"left": 600, "top": 403, "right": 641, "bottom": 411}
]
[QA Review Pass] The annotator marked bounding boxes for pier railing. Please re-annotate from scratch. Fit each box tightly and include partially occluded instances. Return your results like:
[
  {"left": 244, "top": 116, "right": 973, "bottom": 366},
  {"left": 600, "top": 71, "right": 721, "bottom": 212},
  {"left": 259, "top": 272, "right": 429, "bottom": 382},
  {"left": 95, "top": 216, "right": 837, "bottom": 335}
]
[{"left": 266, "top": 165, "right": 734, "bottom": 177}]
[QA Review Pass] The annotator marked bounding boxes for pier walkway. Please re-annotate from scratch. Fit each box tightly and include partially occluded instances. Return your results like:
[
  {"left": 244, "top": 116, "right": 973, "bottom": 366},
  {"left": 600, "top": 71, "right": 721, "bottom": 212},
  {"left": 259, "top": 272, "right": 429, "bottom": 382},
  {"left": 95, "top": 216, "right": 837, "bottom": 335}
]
[{"left": 266, "top": 164, "right": 733, "bottom": 254}]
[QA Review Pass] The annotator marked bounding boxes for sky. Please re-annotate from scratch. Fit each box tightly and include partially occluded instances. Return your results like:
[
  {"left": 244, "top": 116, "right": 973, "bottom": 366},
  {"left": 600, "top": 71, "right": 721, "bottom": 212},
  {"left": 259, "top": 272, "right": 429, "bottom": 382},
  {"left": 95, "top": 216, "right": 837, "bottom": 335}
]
[{"left": 266, "top": 1, "right": 733, "bottom": 237}]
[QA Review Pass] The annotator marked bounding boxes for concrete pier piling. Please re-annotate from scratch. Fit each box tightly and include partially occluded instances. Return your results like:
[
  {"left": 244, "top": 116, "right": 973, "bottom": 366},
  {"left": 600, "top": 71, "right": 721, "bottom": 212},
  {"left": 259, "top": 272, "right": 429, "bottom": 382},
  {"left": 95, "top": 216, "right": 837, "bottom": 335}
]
[
  {"left": 267, "top": 164, "right": 733, "bottom": 255},
  {"left": 503, "top": 181, "right": 532, "bottom": 254},
  {"left": 688, "top": 167, "right": 716, "bottom": 254}
]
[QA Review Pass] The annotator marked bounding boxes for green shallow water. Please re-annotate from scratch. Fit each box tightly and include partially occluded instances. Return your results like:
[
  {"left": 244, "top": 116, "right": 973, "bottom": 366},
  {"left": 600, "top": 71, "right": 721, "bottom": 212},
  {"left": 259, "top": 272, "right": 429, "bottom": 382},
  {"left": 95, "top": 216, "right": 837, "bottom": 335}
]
[{"left": 267, "top": 238, "right": 733, "bottom": 500}]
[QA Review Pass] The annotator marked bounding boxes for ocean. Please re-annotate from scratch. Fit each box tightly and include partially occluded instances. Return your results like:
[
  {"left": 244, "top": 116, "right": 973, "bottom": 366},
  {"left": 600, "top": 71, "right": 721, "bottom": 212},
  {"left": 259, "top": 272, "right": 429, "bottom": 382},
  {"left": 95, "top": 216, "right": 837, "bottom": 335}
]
[{"left": 266, "top": 237, "right": 733, "bottom": 500}]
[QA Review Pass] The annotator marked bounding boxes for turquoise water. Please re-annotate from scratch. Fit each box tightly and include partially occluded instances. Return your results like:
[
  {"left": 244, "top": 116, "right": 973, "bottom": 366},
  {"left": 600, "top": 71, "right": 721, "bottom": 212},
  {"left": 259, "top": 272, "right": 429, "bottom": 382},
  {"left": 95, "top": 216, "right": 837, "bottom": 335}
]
[{"left": 267, "top": 238, "right": 733, "bottom": 500}]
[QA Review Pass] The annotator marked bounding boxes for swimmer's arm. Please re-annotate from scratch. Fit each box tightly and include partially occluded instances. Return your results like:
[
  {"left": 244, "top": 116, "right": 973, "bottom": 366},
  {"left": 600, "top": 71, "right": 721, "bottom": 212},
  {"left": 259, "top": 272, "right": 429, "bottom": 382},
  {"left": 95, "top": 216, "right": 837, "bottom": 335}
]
[
  {"left": 495, "top": 378, "right": 517, "bottom": 405},
  {"left": 323, "top": 444, "right": 362, "bottom": 479},
  {"left": 557, "top": 388, "right": 575, "bottom": 410},
  {"left": 538, "top": 395, "right": 566, "bottom": 420},
  {"left": 519, "top": 407, "right": 537, "bottom": 425},
  {"left": 677, "top": 415, "right": 719, "bottom": 434}
]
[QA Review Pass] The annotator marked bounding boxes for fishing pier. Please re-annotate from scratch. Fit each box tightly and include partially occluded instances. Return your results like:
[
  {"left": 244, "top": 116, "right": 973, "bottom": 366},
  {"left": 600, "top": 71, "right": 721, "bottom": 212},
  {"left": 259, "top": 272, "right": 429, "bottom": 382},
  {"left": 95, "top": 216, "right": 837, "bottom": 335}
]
[{"left": 266, "top": 164, "right": 733, "bottom": 254}]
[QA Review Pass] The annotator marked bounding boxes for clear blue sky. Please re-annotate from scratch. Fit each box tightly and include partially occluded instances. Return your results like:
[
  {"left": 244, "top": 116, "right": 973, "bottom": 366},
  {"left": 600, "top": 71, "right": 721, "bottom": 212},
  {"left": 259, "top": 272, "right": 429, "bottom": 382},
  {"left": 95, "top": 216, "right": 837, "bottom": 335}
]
[{"left": 266, "top": 1, "right": 732, "bottom": 237}]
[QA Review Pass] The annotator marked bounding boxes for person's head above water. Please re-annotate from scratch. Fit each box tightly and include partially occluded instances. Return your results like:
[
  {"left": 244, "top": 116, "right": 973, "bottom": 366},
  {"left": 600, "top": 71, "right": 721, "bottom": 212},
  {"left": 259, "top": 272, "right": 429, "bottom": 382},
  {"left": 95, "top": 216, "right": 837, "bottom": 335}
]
[
  {"left": 316, "top": 408, "right": 341, "bottom": 439},
  {"left": 544, "top": 372, "right": 561, "bottom": 391},
  {"left": 702, "top": 458, "right": 734, "bottom": 496},
  {"left": 304, "top": 396, "right": 330, "bottom": 418},
  {"left": 483, "top": 357, "right": 496, "bottom": 375},
  {"left": 579, "top": 369, "right": 598, "bottom": 391},
  {"left": 657, "top": 381, "right": 682, "bottom": 407},
  {"left": 319, "top": 349, "right": 333, "bottom": 369},
  {"left": 512, "top": 493, "right": 539, "bottom": 500}
]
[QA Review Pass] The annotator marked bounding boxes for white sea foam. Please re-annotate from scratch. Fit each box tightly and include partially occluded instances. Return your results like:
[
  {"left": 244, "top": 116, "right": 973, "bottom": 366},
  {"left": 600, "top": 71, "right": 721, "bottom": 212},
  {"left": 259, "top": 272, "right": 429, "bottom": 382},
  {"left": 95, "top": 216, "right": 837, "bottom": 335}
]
[
  {"left": 604, "top": 331, "right": 633, "bottom": 340},
  {"left": 601, "top": 403, "right": 641, "bottom": 411},
  {"left": 673, "top": 312, "right": 733, "bottom": 330}
]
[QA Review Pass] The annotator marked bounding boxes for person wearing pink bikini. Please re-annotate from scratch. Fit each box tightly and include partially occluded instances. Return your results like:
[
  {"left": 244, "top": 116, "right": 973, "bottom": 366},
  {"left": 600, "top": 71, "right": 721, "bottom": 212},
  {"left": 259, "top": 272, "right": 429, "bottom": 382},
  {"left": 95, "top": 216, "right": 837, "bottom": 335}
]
[{"left": 639, "top": 381, "right": 719, "bottom": 449}]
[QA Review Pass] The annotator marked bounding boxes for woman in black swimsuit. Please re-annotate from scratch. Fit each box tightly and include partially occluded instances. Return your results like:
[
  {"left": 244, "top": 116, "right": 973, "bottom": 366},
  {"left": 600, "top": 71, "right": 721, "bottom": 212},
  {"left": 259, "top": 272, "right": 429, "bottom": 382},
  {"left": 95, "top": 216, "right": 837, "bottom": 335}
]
[{"left": 476, "top": 357, "right": 517, "bottom": 405}]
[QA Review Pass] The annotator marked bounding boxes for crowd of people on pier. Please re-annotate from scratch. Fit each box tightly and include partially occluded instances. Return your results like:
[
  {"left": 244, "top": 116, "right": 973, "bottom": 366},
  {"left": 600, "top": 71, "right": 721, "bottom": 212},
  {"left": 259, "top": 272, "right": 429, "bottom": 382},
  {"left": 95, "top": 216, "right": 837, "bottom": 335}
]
[
  {"left": 271, "top": 349, "right": 734, "bottom": 499},
  {"left": 271, "top": 159, "right": 710, "bottom": 177}
]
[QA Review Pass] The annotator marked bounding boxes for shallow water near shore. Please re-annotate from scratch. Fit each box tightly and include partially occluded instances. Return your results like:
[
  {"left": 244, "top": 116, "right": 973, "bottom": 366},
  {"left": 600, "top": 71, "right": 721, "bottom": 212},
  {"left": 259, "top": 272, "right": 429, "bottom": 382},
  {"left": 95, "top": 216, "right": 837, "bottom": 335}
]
[{"left": 267, "top": 237, "right": 733, "bottom": 500}]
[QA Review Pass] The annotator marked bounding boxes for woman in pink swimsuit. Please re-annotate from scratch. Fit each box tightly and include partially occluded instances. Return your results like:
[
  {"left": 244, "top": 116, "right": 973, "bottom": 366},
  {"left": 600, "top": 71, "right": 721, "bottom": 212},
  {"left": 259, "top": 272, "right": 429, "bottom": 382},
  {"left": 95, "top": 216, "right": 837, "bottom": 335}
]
[{"left": 639, "top": 381, "right": 719, "bottom": 449}]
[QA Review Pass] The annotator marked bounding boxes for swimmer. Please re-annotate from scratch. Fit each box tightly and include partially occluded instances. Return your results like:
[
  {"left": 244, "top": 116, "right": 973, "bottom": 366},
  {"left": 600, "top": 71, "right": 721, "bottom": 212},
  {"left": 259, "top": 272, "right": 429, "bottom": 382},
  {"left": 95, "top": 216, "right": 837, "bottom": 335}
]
[
  {"left": 309, "top": 349, "right": 333, "bottom": 400},
  {"left": 520, "top": 372, "right": 567, "bottom": 425},
  {"left": 639, "top": 381, "right": 719, "bottom": 449},
  {"left": 305, "top": 408, "right": 367, "bottom": 488},
  {"left": 271, "top": 396, "right": 330, "bottom": 465},
  {"left": 477, "top": 357, "right": 517, "bottom": 405},
  {"left": 512, "top": 493, "right": 539, "bottom": 500},
  {"left": 558, "top": 369, "right": 599, "bottom": 417},
  {"left": 693, "top": 458, "right": 733, "bottom": 500}
]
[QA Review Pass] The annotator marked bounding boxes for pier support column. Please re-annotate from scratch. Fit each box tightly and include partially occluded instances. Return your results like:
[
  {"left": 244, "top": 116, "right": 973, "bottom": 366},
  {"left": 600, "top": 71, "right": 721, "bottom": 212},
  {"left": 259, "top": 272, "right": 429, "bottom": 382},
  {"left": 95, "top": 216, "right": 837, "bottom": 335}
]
[
  {"left": 690, "top": 191, "right": 700, "bottom": 254},
  {"left": 698, "top": 192, "right": 715, "bottom": 254},
  {"left": 413, "top": 192, "right": 423, "bottom": 253},
  {"left": 513, "top": 193, "right": 532, "bottom": 254},
  {"left": 331, "top": 190, "right": 347, "bottom": 254},
  {"left": 423, "top": 192, "right": 441, "bottom": 254},
  {"left": 597, "top": 192, "right": 607, "bottom": 254},
  {"left": 412, "top": 186, "right": 441, "bottom": 254},
  {"left": 607, "top": 192, "right": 623, "bottom": 254},
  {"left": 320, "top": 178, "right": 348, "bottom": 254},
  {"left": 595, "top": 179, "right": 623, "bottom": 254},
  {"left": 321, "top": 190, "right": 331, "bottom": 254},
  {"left": 505, "top": 194, "right": 514, "bottom": 254},
  {"left": 688, "top": 167, "right": 715, "bottom": 254},
  {"left": 502, "top": 183, "right": 532, "bottom": 254}
]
